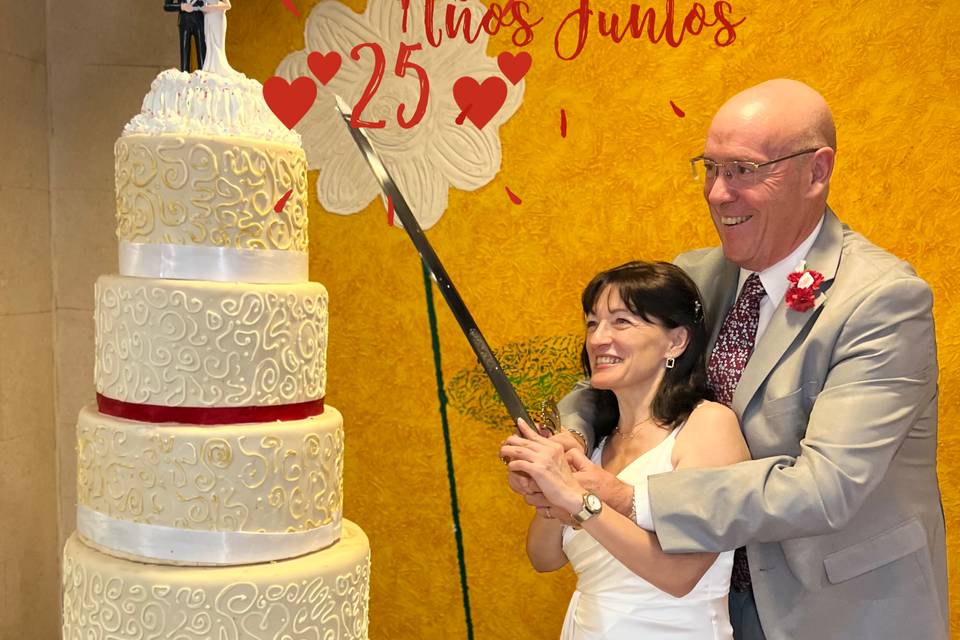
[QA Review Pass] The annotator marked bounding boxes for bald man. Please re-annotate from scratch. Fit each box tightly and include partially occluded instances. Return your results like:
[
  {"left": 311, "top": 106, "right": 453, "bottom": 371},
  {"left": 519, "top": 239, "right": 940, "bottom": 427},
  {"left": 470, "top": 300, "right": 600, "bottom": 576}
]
[{"left": 532, "top": 80, "right": 949, "bottom": 639}]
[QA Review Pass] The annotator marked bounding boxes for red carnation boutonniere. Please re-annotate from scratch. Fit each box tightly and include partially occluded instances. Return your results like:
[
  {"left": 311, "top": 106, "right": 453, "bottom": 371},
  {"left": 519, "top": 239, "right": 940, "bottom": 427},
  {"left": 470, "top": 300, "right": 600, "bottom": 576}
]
[{"left": 785, "top": 262, "right": 824, "bottom": 312}]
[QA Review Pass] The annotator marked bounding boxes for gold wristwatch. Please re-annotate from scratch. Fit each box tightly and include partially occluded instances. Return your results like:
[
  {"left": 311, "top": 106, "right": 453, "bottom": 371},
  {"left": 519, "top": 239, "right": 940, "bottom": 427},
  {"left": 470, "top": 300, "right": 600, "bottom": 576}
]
[{"left": 571, "top": 492, "right": 603, "bottom": 524}]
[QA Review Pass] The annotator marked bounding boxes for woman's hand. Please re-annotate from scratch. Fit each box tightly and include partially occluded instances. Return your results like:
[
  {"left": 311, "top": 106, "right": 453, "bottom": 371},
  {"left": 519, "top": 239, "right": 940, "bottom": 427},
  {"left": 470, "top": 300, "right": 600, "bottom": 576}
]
[{"left": 501, "top": 419, "right": 584, "bottom": 514}]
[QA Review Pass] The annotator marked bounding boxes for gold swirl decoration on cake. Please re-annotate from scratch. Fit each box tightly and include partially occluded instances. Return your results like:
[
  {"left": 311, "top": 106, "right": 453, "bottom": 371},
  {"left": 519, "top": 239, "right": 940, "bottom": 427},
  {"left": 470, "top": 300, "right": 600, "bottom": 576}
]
[
  {"left": 94, "top": 275, "right": 327, "bottom": 407},
  {"left": 62, "top": 522, "right": 370, "bottom": 640},
  {"left": 76, "top": 406, "right": 343, "bottom": 536},
  {"left": 115, "top": 134, "right": 308, "bottom": 253}
]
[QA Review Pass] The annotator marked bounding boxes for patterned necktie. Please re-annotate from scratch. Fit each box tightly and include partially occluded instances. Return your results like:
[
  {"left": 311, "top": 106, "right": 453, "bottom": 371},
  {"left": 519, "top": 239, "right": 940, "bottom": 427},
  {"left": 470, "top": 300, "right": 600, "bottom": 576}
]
[
  {"left": 708, "top": 273, "right": 766, "bottom": 406},
  {"left": 707, "top": 272, "right": 765, "bottom": 592}
]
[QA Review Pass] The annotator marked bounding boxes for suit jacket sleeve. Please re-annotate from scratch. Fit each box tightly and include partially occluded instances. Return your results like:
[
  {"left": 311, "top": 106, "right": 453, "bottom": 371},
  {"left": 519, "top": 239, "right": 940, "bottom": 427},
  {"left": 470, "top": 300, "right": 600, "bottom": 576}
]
[
  {"left": 649, "top": 274, "right": 937, "bottom": 552},
  {"left": 164, "top": 0, "right": 181, "bottom": 11},
  {"left": 557, "top": 378, "right": 596, "bottom": 452}
]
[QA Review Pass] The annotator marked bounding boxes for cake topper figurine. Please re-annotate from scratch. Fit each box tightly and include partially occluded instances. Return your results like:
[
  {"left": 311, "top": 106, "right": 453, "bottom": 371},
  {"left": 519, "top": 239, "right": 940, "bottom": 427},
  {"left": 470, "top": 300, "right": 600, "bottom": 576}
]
[
  {"left": 199, "top": 1, "right": 239, "bottom": 77},
  {"left": 164, "top": 0, "right": 206, "bottom": 72}
]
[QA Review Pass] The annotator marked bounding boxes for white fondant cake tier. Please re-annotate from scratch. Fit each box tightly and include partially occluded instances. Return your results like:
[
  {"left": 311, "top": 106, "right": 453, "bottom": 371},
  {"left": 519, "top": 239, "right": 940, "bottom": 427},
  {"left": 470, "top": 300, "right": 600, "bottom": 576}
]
[
  {"left": 115, "top": 133, "right": 309, "bottom": 270},
  {"left": 94, "top": 275, "right": 327, "bottom": 408},
  {"left": 62, "top": 521, "right": 370, "bottom": 640},
  {"left": 76, "top": 405, "right": 343, "bottom": 566}
]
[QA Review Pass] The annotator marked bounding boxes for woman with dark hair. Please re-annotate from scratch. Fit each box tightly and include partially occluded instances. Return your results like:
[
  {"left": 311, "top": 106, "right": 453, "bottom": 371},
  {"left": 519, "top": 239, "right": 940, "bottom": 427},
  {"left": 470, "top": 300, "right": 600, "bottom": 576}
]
[{"left": 501, "top": 261, "right": 749, "bottom": 639}]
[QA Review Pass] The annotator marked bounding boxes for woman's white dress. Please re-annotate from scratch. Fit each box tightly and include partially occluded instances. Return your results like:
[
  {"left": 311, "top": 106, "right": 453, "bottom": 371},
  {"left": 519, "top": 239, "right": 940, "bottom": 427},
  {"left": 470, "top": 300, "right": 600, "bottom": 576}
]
[
  {"left": 560, "top": 427, "right": 734, "bottom": 639},
  {"left": 201, "top": 1, "right": 239, "bottom": 77}
]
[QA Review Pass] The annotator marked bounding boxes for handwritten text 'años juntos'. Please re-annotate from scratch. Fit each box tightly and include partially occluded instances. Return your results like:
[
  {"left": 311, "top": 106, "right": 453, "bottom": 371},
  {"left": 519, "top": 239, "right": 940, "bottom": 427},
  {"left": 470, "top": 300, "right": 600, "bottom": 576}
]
[
  {"left": 261, "top": 0, "right": 746, "bottom": 132},
  {"left": 400, "top": 0, "right": 746, "bottom": 59}
]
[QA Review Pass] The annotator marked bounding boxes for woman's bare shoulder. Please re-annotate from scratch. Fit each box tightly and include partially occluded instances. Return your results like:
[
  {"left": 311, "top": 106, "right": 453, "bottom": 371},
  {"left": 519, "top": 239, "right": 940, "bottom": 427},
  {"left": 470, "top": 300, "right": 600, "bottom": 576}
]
[
  {"left": 673, "top": 401, "right": 749, "bottom": 468},
  {"left": 688, "top": 400, "right": 739, "bottom": 426}
]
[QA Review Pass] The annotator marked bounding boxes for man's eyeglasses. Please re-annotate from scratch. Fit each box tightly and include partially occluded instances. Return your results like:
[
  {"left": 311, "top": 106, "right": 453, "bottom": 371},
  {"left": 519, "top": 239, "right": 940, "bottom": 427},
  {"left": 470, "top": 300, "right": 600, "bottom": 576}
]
[{"left": 689, "top": 148, "right": 822, "bottom": 187}]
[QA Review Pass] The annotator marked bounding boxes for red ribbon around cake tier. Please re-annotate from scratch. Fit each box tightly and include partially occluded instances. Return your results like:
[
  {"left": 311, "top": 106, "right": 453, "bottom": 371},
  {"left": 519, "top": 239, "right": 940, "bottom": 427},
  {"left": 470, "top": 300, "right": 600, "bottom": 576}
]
[{"left": 96, "top": 393, "right": 325, "bottom": 425}]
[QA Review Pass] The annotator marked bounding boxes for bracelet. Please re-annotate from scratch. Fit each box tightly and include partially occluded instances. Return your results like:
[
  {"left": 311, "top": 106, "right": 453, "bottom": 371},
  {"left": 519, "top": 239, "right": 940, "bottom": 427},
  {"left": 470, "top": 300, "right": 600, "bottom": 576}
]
[
  {"left": 565, "top": 428, "right": 588, "bottom": 455},
  {"left": 628, "top": 487, "right": 637, "bottom": 524}
]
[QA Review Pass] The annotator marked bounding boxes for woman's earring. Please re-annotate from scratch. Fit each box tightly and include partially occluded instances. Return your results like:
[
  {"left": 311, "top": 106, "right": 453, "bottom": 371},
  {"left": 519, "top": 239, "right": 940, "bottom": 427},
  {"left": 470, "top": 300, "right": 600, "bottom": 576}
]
[{"left": 665, "top": 357, "right": 676, "bottom": 369}]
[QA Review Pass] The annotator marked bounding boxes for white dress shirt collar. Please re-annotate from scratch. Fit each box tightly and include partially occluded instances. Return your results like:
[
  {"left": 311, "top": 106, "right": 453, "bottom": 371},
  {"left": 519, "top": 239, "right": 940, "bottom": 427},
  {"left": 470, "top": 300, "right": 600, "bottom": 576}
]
[{"left": 736, "top": 214, "right": 825, "bottom": 339}]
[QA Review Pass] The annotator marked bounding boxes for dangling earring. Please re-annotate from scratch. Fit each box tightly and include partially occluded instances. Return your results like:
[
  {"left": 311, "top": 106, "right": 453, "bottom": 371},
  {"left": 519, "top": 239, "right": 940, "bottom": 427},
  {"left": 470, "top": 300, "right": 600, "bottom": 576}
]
[{"left": 665, "top": 357, "right": 675, "bottom": 369}]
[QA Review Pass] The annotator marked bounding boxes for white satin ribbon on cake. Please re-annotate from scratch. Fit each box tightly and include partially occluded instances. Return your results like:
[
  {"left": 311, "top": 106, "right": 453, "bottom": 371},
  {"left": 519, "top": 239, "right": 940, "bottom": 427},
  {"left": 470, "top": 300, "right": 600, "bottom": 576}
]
[
  {"left": 119, "top": 241, "right": 309, "bottom": 283},
  {"left": 77, "top": 505, "right": 340, "bottom": 565}
]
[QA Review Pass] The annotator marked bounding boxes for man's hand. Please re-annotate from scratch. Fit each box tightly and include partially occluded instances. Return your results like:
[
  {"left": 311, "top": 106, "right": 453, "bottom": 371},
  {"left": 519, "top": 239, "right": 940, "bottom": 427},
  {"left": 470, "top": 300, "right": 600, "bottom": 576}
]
[
  {"left": 551, "top": 429, "right": 587, "bottom": 455},
  {"left": 567, "top": 448, "right": 635, "bottom": 516},
  {"left": 506, "top": 468, "right": 539, "bottom": 497},
  {"left": 506, "top": 469, "right": 577, "bottom": 525},
  {"left": 181, "top": 2, "right": 194, "bottom": 11}
]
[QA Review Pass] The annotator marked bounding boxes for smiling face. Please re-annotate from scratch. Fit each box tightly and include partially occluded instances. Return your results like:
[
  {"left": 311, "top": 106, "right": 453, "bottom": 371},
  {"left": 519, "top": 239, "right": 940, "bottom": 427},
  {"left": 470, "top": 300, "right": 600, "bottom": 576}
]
[
  {"left": 703, "top": 80, "right": 836, "bottom": 271},
  {"left": 585, "top": 287, "right": 687, "bottom": 393}
]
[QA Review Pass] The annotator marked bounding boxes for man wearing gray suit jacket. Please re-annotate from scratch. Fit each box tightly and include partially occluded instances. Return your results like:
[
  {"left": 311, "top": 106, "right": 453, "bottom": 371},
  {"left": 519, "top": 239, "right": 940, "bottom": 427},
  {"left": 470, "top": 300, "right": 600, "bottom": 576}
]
[{"left": 536, "top": 79, "right": 949, "bottom": 639}]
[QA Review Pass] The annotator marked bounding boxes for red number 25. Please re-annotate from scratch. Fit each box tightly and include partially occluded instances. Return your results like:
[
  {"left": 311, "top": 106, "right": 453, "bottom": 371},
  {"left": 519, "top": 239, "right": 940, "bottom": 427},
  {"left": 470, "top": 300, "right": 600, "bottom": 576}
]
[{"left": 349, "top": 42, "right": 430, "bottom": 129}]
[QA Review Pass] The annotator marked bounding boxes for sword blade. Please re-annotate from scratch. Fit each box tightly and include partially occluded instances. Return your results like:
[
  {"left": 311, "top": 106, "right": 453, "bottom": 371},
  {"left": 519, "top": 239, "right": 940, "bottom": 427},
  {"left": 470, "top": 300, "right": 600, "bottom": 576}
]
[{"left": 332, "top": 95, "right": 536, "bottom": 430}]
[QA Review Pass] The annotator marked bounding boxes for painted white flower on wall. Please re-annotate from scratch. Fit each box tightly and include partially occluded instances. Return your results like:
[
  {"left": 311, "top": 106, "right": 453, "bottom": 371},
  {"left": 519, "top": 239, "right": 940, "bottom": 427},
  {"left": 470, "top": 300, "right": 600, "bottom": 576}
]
[{"left": 276, "top": 0, "right": 525, "bottom": 229}]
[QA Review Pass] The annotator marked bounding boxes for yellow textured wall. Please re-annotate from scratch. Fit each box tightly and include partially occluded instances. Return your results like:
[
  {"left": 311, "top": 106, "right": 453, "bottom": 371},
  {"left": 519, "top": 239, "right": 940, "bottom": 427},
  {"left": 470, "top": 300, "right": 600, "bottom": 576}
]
[{"left": 232, "top": 1, "right": 959, "bottom": 637}]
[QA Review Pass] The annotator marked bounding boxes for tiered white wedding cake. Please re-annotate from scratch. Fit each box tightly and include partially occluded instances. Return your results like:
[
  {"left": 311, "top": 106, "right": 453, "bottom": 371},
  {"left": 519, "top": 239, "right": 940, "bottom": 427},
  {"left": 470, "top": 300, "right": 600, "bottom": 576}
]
[{"left": 61, "top": 64, "right": 370, "bottom": 639}]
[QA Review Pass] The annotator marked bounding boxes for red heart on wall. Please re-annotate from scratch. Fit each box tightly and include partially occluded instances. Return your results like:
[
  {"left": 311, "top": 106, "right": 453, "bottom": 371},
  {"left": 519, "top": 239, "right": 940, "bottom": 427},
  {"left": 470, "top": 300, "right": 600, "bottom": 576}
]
[
  {"left": 307, "top": 52, "right": 342, "bottom": 86},
  {"left": 453, "top": 77, "right": 508, "bottom": 130},
  {"left": 263, "top": 76, "right": 317, "bottom": 130},
  {"left": 497, "top": 51, "right": 531, "bottom": 85}
]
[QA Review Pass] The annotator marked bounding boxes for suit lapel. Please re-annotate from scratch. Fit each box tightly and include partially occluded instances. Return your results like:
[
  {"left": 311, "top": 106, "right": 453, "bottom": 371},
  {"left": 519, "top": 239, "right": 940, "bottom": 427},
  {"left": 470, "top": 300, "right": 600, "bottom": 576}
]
[{"left": 732, "top": 209, "right": 845, "bottom": 416}]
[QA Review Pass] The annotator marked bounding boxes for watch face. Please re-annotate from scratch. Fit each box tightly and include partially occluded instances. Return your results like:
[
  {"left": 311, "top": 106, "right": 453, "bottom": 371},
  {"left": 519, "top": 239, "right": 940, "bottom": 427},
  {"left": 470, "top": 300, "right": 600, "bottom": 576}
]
[{"left": 585, "top": 493, "right": 602, "bottom": 513}]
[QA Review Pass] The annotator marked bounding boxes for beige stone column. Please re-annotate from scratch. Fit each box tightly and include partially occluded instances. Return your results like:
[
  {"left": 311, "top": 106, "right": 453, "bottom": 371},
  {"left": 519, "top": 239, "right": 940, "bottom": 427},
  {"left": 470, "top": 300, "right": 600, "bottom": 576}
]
[
  {"left": 0, "top": 0, "right": 174, "bottom": 636},
  {"left": 0, "top": 0, "right": 56, "bottom": 637},
  {"left": 47, "top": 0, "right": 173, "bottom": 550}
]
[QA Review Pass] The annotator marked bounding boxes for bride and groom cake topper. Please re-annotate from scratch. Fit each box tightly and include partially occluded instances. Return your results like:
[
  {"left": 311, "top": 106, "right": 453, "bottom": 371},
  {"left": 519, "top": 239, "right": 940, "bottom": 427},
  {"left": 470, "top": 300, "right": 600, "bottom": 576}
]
[{"left": 164, "top": 0, "right": 236, "bottom": 76}]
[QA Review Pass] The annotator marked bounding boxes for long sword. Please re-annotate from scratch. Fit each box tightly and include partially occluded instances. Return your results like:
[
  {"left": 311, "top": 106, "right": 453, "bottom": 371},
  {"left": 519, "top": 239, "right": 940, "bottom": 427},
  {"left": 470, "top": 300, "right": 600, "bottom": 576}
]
[{"left": 332, "top": 95, "right": 537, "bottom": 430}]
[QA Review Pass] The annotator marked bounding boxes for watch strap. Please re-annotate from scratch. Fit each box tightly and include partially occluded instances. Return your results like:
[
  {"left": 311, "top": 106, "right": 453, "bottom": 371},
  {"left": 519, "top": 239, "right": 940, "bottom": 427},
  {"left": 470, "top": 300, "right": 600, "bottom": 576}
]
[{"left": 571, "top": 492, "right": 602, "bottom": 523}]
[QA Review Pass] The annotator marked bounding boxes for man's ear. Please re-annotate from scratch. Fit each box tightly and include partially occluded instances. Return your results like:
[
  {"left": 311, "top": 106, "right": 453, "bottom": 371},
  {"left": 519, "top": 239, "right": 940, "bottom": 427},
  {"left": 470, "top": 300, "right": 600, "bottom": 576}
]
[{"left": 808, "top": 147, "right": 835, "bottom": 197}]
